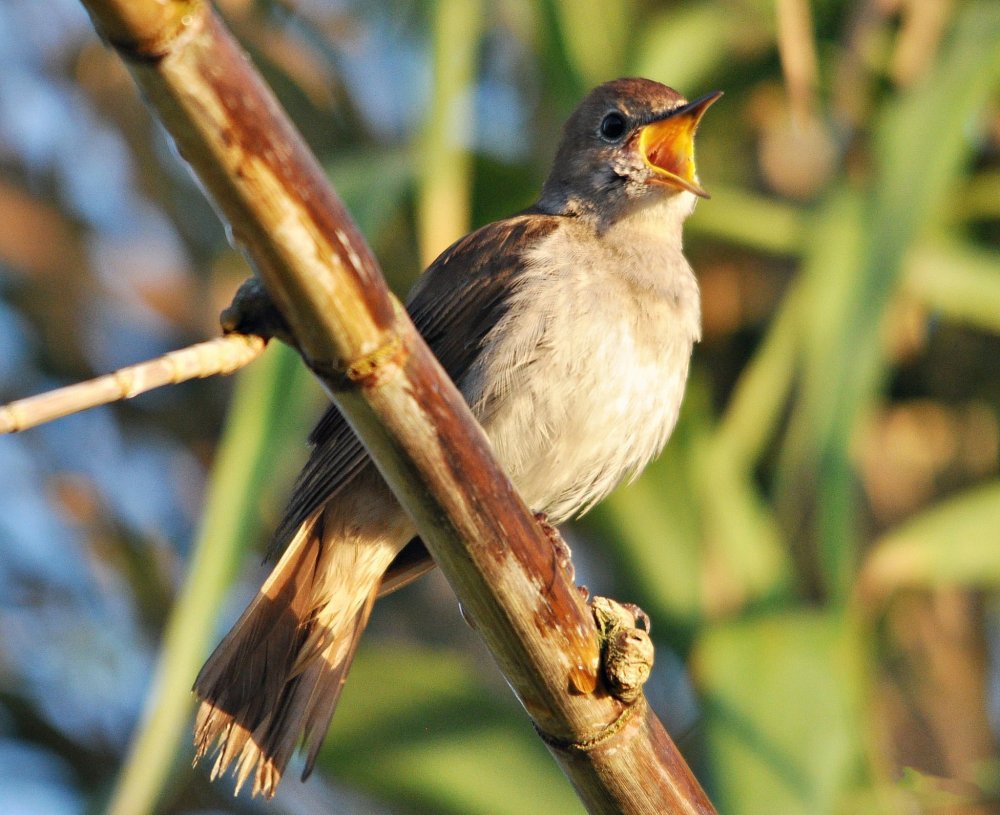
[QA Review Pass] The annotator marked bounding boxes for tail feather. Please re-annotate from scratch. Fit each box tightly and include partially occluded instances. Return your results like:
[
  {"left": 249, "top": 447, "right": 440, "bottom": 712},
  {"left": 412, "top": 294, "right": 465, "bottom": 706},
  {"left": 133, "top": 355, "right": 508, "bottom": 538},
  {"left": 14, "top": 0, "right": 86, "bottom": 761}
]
[
  {"left": 192, "top": 510, "right": 392, "bottom": 798},
  {"left": 378, "top": 538, "right": 436, "bottom": 597},
  {"left": 301, "top": 587, "right": 377, "bottom": 778}
]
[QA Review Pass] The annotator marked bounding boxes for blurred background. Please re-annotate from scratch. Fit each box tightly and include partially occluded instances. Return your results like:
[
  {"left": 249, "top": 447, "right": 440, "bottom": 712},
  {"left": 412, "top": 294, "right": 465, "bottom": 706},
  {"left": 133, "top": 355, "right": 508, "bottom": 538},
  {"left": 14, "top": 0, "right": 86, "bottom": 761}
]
[{"left": 1, "top": 0, "right": 999, "bottom": 813}]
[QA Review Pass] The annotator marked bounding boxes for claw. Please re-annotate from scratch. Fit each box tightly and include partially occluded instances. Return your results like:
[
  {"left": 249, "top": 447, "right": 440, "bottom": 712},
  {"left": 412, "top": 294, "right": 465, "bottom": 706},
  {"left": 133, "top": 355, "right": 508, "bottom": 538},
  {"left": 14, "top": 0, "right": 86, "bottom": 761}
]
[{"left": 534, "top": 511, "right": 575, "bottom": 584}]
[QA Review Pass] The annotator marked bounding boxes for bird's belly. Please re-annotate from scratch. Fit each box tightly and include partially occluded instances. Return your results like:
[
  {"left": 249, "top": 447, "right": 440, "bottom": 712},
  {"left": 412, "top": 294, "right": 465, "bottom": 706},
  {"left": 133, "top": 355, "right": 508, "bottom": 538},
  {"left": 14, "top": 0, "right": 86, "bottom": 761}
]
[{"left": 473, "top": 311, "right": 692, "bottom": 523}]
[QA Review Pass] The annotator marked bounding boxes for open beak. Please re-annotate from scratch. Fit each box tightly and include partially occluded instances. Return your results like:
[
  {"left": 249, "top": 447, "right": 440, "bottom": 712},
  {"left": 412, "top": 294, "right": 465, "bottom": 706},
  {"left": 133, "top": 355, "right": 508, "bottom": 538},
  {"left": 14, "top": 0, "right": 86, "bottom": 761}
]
[{"left": 637, "top": 91, "right": 722, "bottom": 199}]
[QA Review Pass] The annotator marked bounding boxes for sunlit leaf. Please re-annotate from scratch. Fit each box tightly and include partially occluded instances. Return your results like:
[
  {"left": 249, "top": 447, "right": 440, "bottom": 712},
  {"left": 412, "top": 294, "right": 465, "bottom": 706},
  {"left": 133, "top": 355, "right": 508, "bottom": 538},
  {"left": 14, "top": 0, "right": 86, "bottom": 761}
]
[
  {"left": 587, "top": 410, "right": 705, "bottom": 638},
  {"left": 860, "top": 480, "right": 1000, "bottom": 598},
  {"left": 632, "top": 4, "right": 770, "bottom": 93},
  {"left": 321, "top": 644, "right": 582, "bottom": 815},
  {"left": 694, "top": 611, "right": 868, "bottom": 815},
  {"left": 688, "top": 184, "right": 806, "bottom": 256},
  {"left": 772, "top": 187, "right": 865, "bottom": 592},
  {"left": 695, "top": 439, "right": 793, "bottom": 617},
  {"left": 812, "top": 0, "right": 1000, "bottom": 591},
  {"left": 549, "top": 0, "right": 634, "bottom": 87},
  {"left": 416, "top": 0, "right": 483, "bottom": 266},
  {"left": 904, "top": 239, "right": 1000, "bottom": 335}
]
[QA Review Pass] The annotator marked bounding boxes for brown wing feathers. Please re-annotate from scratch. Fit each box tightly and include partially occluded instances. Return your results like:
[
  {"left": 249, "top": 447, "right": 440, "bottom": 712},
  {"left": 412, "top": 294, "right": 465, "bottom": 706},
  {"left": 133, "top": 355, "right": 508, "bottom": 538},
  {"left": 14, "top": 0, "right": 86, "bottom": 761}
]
[
  {"left": 193, "top": 214, "right": 561, "bottom": 795},
  {"left": 269, "top": 215, "right": 556, "bottom": 559}
]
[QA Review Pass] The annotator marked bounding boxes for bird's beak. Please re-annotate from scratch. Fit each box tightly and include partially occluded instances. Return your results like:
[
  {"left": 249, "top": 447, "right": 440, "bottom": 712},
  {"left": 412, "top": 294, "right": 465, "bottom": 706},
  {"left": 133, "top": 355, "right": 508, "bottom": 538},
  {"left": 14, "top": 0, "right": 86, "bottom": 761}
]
[{"left": 637, "top": 91, "right": 722, "bottom": 199}]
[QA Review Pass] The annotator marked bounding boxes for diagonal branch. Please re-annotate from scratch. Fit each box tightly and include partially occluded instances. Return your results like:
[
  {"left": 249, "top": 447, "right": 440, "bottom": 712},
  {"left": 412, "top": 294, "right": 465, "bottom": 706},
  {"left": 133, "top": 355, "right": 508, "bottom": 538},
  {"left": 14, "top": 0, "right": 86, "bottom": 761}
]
[{"left": 77, "top": 2, "right": 716, "bottom": 813}]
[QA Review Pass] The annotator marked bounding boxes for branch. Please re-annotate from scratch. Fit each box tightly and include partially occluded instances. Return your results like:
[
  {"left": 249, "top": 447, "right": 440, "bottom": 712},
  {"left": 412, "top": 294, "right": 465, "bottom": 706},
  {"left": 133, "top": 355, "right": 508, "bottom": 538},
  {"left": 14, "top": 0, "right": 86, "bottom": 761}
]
[
  {"left": 0, "top": 334, "right": 265, "bottom": 434},
  {"left": 77, "top": 2, "right": 716, "bottom": 812}
]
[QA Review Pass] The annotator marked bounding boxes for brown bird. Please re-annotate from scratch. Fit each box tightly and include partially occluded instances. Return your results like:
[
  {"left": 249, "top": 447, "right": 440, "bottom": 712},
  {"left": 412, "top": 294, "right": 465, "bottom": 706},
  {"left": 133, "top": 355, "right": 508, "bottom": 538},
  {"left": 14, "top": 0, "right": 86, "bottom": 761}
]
[{"left": 193, "top": 77, "right": 719, "bottom": 798}]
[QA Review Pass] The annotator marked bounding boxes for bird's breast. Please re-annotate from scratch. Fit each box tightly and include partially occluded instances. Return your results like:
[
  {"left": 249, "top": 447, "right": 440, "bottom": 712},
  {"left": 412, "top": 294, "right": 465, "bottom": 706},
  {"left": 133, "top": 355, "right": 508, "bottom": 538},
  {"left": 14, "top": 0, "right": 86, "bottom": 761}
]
[{"left": 461, "top": 223, "right": 700, "bottom": 522}]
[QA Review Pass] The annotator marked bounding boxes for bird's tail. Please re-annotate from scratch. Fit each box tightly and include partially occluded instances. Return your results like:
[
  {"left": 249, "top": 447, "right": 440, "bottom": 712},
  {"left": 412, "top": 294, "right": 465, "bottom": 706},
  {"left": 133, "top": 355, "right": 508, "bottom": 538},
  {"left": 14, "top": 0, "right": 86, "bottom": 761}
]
[{"left": 192, "top": 499, "right": 408, "bottom": 798}]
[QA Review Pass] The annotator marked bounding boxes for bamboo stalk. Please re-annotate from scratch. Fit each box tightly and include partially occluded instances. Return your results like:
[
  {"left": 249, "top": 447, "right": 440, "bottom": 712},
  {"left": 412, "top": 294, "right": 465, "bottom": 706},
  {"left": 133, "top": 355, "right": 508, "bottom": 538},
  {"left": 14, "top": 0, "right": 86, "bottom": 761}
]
[
  {"left": 77, "top": 2, "right": 716, "bottom": 812},
  {"left": 0, "top": 334, "right": 265, "bottom": 434}
]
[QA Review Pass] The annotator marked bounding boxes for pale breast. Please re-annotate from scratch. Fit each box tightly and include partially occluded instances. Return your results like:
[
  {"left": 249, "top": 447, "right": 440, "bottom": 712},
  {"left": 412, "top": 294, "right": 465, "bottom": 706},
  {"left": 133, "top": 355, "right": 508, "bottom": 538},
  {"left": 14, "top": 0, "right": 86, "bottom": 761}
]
[{"left": 461, "top": 217, "right": 700, "bottom": 523}]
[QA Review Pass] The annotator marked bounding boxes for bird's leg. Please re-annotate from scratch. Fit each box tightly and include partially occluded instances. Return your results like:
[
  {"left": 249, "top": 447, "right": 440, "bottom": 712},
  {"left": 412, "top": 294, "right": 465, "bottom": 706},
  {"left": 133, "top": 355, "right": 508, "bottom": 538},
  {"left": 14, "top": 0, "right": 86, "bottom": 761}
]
[
  {"left": 590, "top": 596, "right": 654, "bottom": 703},
  {"left": 533, "top": 512, "right": 589, "bottom": 601},
  {"left": 220, "top": 277, "right": 297, "bottom": 347},
  {"left": 526, "top": 517, "right": 654, "bottom": 699},
  {"left": 462, "top": 514, "right": 584, "bottom": 632}
]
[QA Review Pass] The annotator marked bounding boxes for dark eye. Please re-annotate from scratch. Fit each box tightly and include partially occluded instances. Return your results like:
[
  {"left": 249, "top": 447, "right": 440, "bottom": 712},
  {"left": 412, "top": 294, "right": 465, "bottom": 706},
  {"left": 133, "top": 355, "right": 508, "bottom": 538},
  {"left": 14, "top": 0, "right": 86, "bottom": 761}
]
[{"left": 599, "top": 111, "right": 627, "bottom": 141}]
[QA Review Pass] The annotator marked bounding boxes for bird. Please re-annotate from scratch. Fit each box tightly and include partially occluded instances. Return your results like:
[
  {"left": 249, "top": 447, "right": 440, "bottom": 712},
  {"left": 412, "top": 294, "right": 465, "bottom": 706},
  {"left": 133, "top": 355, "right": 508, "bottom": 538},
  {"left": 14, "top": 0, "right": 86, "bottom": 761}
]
[{"left": 192, "top": 77, "right": 719, "bottom": 798}]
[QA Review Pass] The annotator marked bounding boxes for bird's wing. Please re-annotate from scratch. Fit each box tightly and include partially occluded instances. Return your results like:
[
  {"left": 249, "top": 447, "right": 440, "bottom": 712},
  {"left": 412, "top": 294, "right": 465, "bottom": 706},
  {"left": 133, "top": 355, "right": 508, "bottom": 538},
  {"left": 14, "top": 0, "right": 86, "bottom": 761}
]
[{"left": 269, "top": 212, "right": 559, "bottom": 558}]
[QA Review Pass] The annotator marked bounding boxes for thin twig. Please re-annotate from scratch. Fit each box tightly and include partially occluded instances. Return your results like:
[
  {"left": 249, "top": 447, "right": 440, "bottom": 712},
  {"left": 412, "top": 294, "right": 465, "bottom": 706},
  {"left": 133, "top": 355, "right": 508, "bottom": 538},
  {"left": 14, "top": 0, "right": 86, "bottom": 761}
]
[{"left": 0, "top": 333, "right": 266, "bottom": 434}]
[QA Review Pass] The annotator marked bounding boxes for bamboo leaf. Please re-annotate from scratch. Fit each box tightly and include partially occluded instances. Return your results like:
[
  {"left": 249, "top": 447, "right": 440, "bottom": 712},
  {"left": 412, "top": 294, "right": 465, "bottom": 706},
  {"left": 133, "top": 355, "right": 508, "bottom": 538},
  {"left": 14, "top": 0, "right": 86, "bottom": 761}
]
[
  {"left": 695, "top": 440, "right": 793, "bottom": 616},
  {"left": 549, "top": 0, "right": 634, "bottom": 87},
  {"left": 417, "top": 0, "right": 483, "bottom": 266},
  {"left": 632, "top": 4, "right": 770, "bottom": 93},
  {"left": 776, "top": 1, "right": 1000, "bottom": 595},
  {"left": 588, "top": 426, "right": 705, "bottom": 637},
  {"left": 687, "top": 185, "right": 806, "bottom": 256}
]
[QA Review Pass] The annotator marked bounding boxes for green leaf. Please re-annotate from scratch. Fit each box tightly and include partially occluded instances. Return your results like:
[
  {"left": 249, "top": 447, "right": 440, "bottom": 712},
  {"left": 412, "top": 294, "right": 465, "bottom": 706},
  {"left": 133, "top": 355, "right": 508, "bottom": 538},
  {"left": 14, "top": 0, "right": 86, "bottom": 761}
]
[
  {"left": 588, "top": 438, "right": 705, "bottom": 636},
  {"left": 772, "top": 188, "right": 866, "bottom": 591},
  {"left": 591, "top": 377, "right": 793, "bottom": 640},
  {"left": 688, "top": 185, "right": 807, "bottom": 256},
  {"left": 416, "top": 0, "right": 484, "bottom": 266},
  {"left": 321, "top": 644, "right": 583, "bottom": 815},
  {"left": 632, "top": 4, "right": 770, "bottom": 93},
  {"left": 548, "top": 0, "right": 634, "bottom": 87},
  {"left": 773, "top": 1, "right": 1000, "bottom": 596},
  {"left": 897, "top": 767, "right": 985, "bottom": 808},
  {"left": 814, "top": 1, "right": 1000, "bottom": 591},
  {"left": 950, "top": 168, "right": 1000, "bottom": 224},
  {"left": 694, "top": 611, "right": 868, "bottom": 815},
  {"left": 694, "top": 438, "right": 793, "bottom": 614},
  {"left": 860, "top": 480, "right": 1000, "bottom": 598},
  {"left": 904, "top": 239, "right": 1000, "bottom": 335}
]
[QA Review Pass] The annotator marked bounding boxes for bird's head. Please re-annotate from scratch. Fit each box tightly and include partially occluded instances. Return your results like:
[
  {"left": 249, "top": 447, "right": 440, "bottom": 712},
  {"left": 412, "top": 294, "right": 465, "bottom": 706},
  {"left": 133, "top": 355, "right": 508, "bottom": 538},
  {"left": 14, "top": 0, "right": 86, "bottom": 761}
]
[{"left": 538, "top": 78, "right": 721, "bottom": 226}]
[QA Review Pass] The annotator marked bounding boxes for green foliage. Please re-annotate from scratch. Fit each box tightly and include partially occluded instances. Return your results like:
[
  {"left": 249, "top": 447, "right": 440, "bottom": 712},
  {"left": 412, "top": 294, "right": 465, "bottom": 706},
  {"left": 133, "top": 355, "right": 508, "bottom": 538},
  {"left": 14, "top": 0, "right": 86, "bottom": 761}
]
[
  {"left": 694, "top": 612, "right": 866, "bottom": 815},
  {"left": 321, "top": 644, "right": 583, "bottom": 814},
  {"left": 863, "top": 480, "right": 1000, "bottom": 594}
]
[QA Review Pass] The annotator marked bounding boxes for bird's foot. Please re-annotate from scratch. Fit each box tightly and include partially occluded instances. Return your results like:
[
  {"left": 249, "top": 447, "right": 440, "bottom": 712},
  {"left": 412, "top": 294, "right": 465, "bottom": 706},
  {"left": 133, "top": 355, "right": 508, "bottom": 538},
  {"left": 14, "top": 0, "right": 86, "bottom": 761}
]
[
  {"left": 461, "top": 513, "right": 588, "bottom": 633},
  {"left": 534, "top": 512, "right": 589, "bottom": 601},
  {"left": 590, "top": 596, "right": 654, "bottom": 703},
  {"left": 220, "top": 277, "right": 296, "bottom": 347}
]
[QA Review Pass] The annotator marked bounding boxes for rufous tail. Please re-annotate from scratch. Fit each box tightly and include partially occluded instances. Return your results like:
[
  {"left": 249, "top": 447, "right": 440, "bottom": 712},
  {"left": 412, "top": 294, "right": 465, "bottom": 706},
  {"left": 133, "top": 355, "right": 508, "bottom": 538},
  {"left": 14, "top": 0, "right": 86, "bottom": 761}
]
[{"left": 192, "top": 502, "right": 406, "bottom": 798}]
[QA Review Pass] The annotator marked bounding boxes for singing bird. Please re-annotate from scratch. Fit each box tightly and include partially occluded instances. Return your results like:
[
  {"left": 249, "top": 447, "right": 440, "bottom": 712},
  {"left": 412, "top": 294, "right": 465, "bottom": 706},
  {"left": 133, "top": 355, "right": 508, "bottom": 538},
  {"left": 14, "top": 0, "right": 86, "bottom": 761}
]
[{"left": 193, "top": 77, "right": 719, "bottom": 797}]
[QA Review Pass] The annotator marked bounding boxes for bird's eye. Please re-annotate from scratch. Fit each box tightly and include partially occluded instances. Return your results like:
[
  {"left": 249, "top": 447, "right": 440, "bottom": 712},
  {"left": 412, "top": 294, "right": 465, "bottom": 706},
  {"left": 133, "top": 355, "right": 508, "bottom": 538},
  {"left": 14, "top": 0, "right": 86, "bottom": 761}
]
[{"left": 599, "top": 111, "right": 627, "bottom": 141}]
